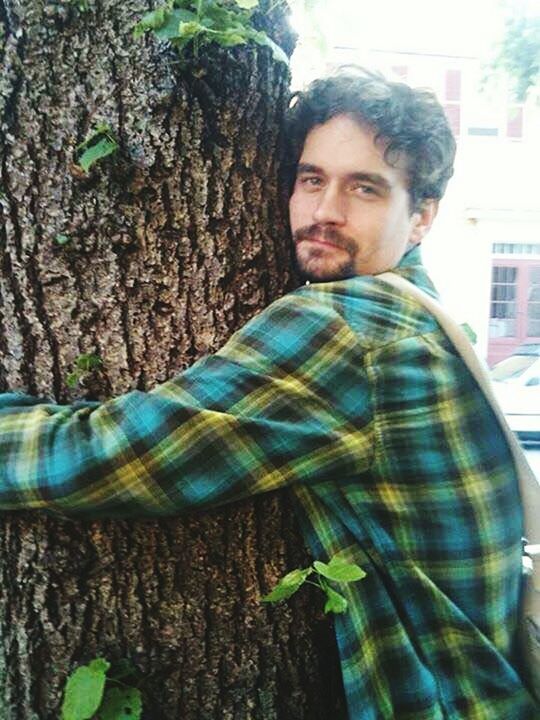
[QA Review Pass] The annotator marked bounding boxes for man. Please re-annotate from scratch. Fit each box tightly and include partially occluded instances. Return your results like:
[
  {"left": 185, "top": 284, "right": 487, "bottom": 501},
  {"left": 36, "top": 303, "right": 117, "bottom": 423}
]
[{"left": 0, "top": 70, "right": 537, "bottom": 718}]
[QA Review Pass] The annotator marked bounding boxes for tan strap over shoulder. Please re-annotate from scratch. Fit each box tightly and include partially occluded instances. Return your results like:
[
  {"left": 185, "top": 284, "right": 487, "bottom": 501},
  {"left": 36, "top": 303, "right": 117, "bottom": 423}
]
[{"left": 378, "top": 271, "right": 540, "bottom": 584}]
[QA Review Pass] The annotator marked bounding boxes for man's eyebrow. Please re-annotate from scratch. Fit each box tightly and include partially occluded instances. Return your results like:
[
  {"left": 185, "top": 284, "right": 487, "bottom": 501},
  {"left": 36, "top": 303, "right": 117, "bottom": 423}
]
[
  {"left": 296, "top": 163, "right": 322, "bottom": 175},
  {"left": 348, "top": 172, "right": 392, "bottom": 191},
  {"left": 296, "top": 164, "right": 392, "bottom": 191}
]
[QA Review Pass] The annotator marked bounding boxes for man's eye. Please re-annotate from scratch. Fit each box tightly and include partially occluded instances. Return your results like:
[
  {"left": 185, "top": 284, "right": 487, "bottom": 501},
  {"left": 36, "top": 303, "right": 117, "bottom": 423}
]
[
  {"left": 353, "top": 183, "right": 376, "bottom": 195},
  {"left": 298, "top": 176, "right": 322, "bottom": 187}
]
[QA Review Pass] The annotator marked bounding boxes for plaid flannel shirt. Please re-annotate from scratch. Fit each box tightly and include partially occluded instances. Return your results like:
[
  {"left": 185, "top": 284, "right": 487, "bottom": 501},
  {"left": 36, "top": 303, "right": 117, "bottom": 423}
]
[{"left": 0, "top": 247, "right": 537, "bottom": 718}]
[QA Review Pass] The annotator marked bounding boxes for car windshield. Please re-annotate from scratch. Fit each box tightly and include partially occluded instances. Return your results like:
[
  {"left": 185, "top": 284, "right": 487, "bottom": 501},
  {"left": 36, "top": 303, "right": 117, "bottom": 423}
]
[{"left": 490, "top": 355, "right": 538, "bottom": 382}]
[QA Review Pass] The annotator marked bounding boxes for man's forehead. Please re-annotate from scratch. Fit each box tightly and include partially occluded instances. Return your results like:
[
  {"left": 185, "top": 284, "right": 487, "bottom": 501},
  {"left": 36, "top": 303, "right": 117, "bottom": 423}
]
[{"left": 298, "top": 115, "right": 409, "bottom": 179}]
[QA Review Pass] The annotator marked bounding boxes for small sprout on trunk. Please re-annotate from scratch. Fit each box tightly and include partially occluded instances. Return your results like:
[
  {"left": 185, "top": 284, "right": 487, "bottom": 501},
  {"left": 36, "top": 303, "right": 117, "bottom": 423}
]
[
  {"left": 133, "top": 0, "right": 287, "bottom": 65},
  {"left": 61, "top": 657, "right": 143, "bottom": 720},
  {"left": 74, "top": 123, "right": 119, "bottom": 174},
  {"left": 67, "top": 353, "right": 103, "bottom": 388},
  {"left": 262, "top": 553, "right": 366, "bottom": 615}
]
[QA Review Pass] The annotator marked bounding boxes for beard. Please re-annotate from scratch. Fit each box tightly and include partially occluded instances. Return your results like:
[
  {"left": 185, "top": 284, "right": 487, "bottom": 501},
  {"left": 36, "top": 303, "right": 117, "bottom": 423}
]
[{"left": 293, "top": 224, "right": 358, "bottom": 282}]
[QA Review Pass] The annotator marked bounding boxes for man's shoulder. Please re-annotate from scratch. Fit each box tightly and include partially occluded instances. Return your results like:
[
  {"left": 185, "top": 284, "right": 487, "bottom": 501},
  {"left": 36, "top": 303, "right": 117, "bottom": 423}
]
[
  {"left": 287, "top": 273, "right": 440, "bottom": 351},
  {"left": 221, "top": 267, "right": 441, "bottom": 363}
]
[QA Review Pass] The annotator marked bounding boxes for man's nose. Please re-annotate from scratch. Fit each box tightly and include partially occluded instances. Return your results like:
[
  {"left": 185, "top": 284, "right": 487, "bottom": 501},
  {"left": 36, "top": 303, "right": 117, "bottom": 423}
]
[{"left": 312, "top": 186, "right": 346, "bottom": 225}]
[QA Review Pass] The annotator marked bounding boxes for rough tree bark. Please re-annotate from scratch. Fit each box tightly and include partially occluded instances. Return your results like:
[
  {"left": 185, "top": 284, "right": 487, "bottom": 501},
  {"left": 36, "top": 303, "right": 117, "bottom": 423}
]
[{"left": 0, "top": 1, "right": 346, "bottom": 718}]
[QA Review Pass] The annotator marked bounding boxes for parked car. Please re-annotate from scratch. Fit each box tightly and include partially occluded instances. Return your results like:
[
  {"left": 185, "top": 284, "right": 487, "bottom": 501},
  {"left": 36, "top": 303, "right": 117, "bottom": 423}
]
[{"left": 490, "top": 343, "right": 540, "bottom": 443}]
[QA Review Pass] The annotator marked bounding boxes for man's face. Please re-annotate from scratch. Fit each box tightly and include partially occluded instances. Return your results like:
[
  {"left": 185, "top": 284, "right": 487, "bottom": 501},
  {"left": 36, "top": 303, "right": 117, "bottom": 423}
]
[{"left": 289, "top": 114, "right": 435, "bottom": 281}]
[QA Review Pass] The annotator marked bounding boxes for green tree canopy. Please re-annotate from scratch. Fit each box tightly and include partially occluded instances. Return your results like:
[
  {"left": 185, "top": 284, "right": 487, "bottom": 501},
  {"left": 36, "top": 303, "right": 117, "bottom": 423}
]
[{"left": 494, "top": 14, "right": 540, "bottom": 100}]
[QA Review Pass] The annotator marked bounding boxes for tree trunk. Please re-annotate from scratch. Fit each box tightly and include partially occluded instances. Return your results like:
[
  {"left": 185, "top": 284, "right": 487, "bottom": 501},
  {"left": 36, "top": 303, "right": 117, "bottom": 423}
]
[{"left": 0, "top": 1, "right": 346, "bottom": 718}]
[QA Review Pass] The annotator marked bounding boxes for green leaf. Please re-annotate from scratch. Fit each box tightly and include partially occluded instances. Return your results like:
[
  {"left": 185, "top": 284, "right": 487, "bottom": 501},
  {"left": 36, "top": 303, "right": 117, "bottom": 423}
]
[
  {"left": 251, "top": 30, "right": 288, "bottom": 64},
  {"left": 66, "top": 372, "right": 80, "bottom": 388},
  {"left": 323, "top": 586, "right": 348, "bottom": 614},
  {"left": 261, "top": 567, "right": 312, "bottom": 603},
  {"left": 61, "top": 658, "right": 110, "bottom": 720},
  {"left": 133, "top": 6, "right": 171, "bottom": 39},
  {"left": 133, "top": 0, "right": 286, "bottom": 64},
  {"left": 212, "top": 30, "right": 247, "bottom": 46},
  {"left": 69, "top": 0, "right": 90, "bottom": 11},
  {"left": 77, "top": 136, "right": 118, "bottom": 173},
  {"left": 75, "top": 353, "right": 103, "bottom": 372},
  {"left": 234, "top": 0, "right": 259, "bottom": 8},
  {"left": 92, "top": 121, "right": 112, "bottom": 135},
  {"left": 67, "top": 354, "right": 102, "bottom": 387},
  {"left": 200, "top": 2, "right": 234, "bottom": 26},
  {"left": 54, "top": 234, "right": 71, "bottom": 246},
  {"left": 313, "top": 556, "right": 366, "bottom": 583},
  {"left": 178, "top": 20, "right": 205, "bottom": 39},
  {"left": 199, "top": 15, "right": 216, "bottom": 28},
  {"left": 154, "top": 9, "right": 198, "bottom": 40},
  {"left": 98, "top": 686, "right": 143, "bottom": 720},
  {"left": 74, "top": 124, "right": 113, "bottom": 153}
]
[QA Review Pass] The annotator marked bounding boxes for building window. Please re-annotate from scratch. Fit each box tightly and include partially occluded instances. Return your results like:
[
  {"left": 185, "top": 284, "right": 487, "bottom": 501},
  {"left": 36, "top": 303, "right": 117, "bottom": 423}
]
[
  {"left": 528, "top": 267, "right": 540, "bottom": 336},
  {"left": 507, "top": 106, "right": 523, "bottom": 139},
  {"left": 445, "top": 69, "right": 461, "bottom": 101},
  {"left": 443, "top": 68, "right": 462, "bottom": 137},
  {"left": 492, "top": 243, "right": 540, "bottom": 255},
  {"left": 468, "top": 127, "right": 498, "bottom": 137},
  {"left": 490, "top": 266, "right": 517, "bottom": 337},
  {"left": 444, "top": 104, "right": 461, "bottom": 137}
]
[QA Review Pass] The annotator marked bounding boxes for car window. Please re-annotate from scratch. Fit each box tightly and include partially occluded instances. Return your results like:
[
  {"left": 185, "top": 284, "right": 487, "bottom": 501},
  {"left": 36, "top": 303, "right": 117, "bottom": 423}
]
[
  {"left": 515, "top": 343, "right": 540, "bottom": 356},
  {"left": 490, "top": 355, "right": 538, "bottom": 381}
]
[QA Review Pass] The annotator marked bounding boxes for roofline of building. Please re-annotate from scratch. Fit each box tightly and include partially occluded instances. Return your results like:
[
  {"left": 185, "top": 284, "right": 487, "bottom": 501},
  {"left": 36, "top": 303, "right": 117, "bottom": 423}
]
[
  {"left": 333, "top": 46, "right": 477, "bottom": 61},
  {"left": 465, "top": 208, "right": 540, "bottom": 222}
]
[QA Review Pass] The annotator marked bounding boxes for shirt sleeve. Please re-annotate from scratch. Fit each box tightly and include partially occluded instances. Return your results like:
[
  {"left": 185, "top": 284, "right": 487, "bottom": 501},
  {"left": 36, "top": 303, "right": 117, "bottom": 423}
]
[{"left": 0, "top": 292, "right": 373, "bottom": 517}]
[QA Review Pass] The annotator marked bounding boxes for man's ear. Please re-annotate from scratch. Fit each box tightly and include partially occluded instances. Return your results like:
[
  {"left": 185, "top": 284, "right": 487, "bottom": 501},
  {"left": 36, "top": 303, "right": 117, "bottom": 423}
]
[{"left": 409, "top": 199, "right": 439, "bottom": 246}]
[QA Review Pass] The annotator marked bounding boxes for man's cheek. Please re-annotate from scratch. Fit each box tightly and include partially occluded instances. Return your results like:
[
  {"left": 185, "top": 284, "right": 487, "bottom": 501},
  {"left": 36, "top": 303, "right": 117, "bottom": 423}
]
[{"left": 289, "top": 195, "right": 309, "bottom": 222}]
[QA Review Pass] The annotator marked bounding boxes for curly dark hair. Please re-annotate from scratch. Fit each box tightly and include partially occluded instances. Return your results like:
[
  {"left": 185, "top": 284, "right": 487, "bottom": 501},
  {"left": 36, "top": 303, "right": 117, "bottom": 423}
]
[{"left": 285, "top": 68, "right": 456, "bottom": 212}]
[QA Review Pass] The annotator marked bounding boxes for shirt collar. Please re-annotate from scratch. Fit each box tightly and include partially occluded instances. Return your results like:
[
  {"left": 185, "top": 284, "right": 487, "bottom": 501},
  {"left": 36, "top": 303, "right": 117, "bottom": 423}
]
[
  {"left": 386, "top": 244, "right": 439, "bottom": 298},
  {"left": 395, "top": 244, "right": 423, "bottom": 271}
]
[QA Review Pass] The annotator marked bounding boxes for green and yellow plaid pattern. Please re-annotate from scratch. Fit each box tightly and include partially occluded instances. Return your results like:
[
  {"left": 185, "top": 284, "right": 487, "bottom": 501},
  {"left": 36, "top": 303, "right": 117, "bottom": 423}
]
[{"left": 0, "top": 248, "right": 537, "bottom": 718}]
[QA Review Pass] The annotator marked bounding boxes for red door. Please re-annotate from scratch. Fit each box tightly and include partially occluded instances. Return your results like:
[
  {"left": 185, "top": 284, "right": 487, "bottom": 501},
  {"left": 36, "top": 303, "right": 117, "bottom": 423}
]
[{"left": 488, "top": 260, "right": 540, "bottom": 366}]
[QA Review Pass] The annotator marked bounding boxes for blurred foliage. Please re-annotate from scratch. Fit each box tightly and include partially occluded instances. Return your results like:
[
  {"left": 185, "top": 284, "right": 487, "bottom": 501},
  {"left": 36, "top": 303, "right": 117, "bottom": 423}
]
[{"left": 493, "top": 15, "right": 540, "bottom": 100}]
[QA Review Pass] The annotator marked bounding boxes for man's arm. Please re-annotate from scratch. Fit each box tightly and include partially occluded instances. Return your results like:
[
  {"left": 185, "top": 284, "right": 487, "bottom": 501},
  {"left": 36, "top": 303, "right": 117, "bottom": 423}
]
[{"left": 0, "top": 291, "right": 373, "bottom": 517}]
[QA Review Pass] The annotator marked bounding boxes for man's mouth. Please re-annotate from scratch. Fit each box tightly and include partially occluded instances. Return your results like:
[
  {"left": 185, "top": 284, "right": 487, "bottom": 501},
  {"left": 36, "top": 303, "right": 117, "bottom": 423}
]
[
  {"left": 300, "top": 236, "right": 344, "bottom": 250},
  {"left": 294, "top": 225, "right": 355, "bottom": 255}
]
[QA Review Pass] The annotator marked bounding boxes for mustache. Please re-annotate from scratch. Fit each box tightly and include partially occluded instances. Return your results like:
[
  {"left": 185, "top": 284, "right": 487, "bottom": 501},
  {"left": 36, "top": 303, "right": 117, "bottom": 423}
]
[{"left": 293, "top": 225, "right": 357, "bottom": 254}]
